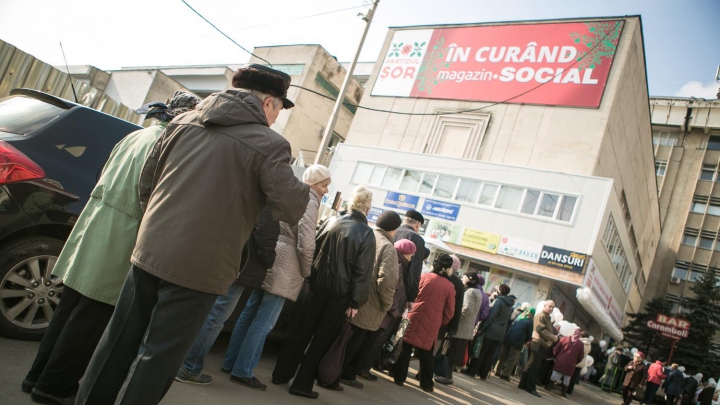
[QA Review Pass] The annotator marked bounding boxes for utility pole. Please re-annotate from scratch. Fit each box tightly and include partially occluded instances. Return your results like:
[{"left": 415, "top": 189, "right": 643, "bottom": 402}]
[{"left": 313, "top": 0, "right": 379, "bottom": 165}]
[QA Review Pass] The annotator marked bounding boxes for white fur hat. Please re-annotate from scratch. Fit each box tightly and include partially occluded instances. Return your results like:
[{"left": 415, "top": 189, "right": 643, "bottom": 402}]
[{"left": 303, "top": 164, "right": 331, "bottom": 185}]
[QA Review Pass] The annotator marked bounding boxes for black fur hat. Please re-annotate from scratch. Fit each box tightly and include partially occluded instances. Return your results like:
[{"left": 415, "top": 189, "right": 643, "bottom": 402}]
[{"left": 232, "top": 64, "right": 294, "bottom": 109}]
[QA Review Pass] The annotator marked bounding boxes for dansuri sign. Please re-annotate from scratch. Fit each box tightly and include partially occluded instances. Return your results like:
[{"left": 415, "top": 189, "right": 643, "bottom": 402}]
[
  {"left": 384, "top": 192, "right": 419, "bottom": 210},
  {"left": 647, "top": 314, "right": 691, "bottom": 341},
  {"left": 539, "top": 246, "right": 587, "bottom": 273},
  {"left": 372, "top": 20, "right": 624, "bottom": 108}
]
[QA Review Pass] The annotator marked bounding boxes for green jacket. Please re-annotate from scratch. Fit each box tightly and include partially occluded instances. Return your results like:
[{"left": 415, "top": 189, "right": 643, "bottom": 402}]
[{"left": 52, "top": 123, "right": 166, "bottom": 305}]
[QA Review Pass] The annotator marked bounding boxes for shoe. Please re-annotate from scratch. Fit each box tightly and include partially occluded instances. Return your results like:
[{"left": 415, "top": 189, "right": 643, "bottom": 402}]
[
  {"left": 544, "top": 382, "right": 554, "bottom": 392},
  {"left": 30, "top": 388, "right": 75, "bottom": 405},
  {"left": 434, "top": 376, "right": 453, "bottom": 385},
  {"left": 499, "top": 375, "right": 511, "bottom": 382},
  {"left": 358, "top": 371, "right": 378, "bottom": 381},
  {"left": 340, "top": 378, "right": 364, "bottom": 389},
  {"left": 422, "top": 386, "right": 434, "bottom": 393},
  {"left": 480, "top": 376, "right": 487, "bottom": 381},
  {"left": 527, "top": 390, "right": 542, "bottom": 398},
  {"left": 21, "top": 379, "right": 35, "bottom": 393},
  {"left": 230, "top": 375, "right": 267, "bottom": 391},
  {"left": 560, "top": 384, "right": 568, "bottom": 398},
  {"left": 461, "top": 370, "right": 476, "bottom": 378},
  {"left": 272, "top": 377, "right": 288, "bottom": 385},
  {"left": 395, "top": 380, "right": 404, "bottom": 387},
  {"left": 317, "top": 381, "right": 344, "bottom": 391},
  {"left": 175, "top": 368, "right": 212, "bottom": 385},
  {"left": 289, "top": 387, "right": 319, "bottom": 399},
  {"left": 221, "top": 367, "right": 231, "bottom": 374}
]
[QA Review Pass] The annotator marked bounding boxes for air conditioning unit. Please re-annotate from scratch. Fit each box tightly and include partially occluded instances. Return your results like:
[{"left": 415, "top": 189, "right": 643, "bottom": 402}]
[{"left": 670, "top": 277, "right": 682, "bottom": 285}]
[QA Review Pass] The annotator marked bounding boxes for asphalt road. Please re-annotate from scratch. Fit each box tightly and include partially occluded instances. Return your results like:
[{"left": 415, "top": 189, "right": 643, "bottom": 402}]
[{"left": 1, "top": 334, "right": 620, "bottom": 405}]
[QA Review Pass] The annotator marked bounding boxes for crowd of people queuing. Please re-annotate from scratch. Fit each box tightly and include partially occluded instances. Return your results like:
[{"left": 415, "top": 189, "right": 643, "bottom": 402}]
[{"left": 15, "top": 64, "right": 719, "bottom": 405}]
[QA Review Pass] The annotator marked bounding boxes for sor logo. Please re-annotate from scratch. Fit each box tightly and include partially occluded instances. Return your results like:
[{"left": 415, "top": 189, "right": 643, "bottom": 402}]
[
  {"left": 388, "top": 42, "right": 426, "bottom": 58},
  {"left": 398, "top": 195, "right": 406, "bottom": 202}
]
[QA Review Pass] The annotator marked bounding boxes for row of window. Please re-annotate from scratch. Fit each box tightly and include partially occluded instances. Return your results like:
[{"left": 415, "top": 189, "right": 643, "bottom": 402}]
[
  {"left": 652, "top": 131, "right": 720, "bottom": 150},
  {"left": 689, "top": 195, "right": 720, "bottom": 216},
  {"left": 601, "top": 216, "right": 633, "bottom": 291},
  {"left": 351, "top": 162, "right": 578, "bottom": 222},
  {"left": 680, "top": 228, "right": 720, "bottom": 252},
  {"left": 671, "top": 261, "right": 720, "bottom": 284},
  {"left": 656, "top": 161, "right": 720, "bottom": 180}
]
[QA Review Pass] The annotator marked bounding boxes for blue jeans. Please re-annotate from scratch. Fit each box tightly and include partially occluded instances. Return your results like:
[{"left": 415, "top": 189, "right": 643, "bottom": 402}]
[
  {"left": 222, "top": 290, "right": 285, "bottom": 378},
  {"left": 181, "top": 283, "right": 246, "bottom": 375}
]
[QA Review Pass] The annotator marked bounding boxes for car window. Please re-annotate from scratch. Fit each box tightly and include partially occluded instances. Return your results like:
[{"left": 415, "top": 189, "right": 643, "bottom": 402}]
[{"left": 0, "top": 95, "right": 65, "bottom": 136}]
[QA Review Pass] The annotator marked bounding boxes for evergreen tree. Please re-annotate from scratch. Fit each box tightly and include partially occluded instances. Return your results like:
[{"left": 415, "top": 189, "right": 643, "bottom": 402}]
[
  {"left": 674, "top": 267, "right": 720, "bottom": 377},
  {"left": 622, "top": 297, "right": 673, "bottom": 359}
]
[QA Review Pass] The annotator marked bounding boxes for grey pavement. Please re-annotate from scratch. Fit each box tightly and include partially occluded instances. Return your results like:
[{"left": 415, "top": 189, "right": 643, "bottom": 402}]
[{"left": 1, "top": 334, "right": 620, "bottom": 405}]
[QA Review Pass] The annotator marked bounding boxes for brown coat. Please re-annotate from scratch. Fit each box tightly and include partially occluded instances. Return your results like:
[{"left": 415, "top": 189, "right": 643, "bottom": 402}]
[
  {"left": 623, "top": 360, "right": 647, "bottom": 389},
  {"left": 132, "top": 89, "right": 310, "bottom": 295},
  {"left": 351, "top": 229, "right": 399, "bottom": 331},
  {"left": 403, "top": 272, "right": 455, "bottom": 351},
  {"left": 532, "top": 312, "right": 556, "bottom": 348}
]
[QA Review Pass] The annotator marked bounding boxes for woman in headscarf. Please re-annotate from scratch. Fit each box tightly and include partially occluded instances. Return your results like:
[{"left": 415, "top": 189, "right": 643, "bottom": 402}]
[
  {"left": 22, "top": 91, "right": 201, "bottom": 404},
  {"left": 392, "top": 254, "right": 456, "bottom": 392},
  {"left": 621, "top": 351, "right": 647, "bottom": 405},
  {"left": 550, "top": 327, "right": 586, "bottom": 397},
  {"left": 495, "top": 307, "right": 535, "bottom": 381},
  {"left": 698, "top": 380, "right": 717, "bottom": 405}
]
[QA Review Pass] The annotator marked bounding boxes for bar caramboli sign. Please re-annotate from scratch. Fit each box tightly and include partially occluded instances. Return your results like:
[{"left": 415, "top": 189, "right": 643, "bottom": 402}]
[{"left": 372, "top": 20, "right": 624, "bottom": 108}]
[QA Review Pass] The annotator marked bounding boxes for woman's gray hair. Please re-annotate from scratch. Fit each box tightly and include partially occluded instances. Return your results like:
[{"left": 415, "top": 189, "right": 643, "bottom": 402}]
[
  {"left": 249, "top": 89, "right": 283, "bottom": 110},
  {"left": 349, "top": 185, "right": 373, "bottom": 214}
]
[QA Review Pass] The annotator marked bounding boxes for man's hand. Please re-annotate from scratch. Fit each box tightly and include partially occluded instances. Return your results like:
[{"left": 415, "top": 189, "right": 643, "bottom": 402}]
[
  {"left": 406, "top": 302, "right": 415, "bottom": 311},
  {"left": 554, "top": 335, "right": 559, "bottom": 342},
  {"left": 346, "top": 307, "right": 358, "bottom": 318}
]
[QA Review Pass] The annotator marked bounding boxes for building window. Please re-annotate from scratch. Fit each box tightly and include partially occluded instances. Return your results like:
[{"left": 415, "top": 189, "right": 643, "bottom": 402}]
[
  {"left": 538, "top": 193, "right": 560, "bottom": 218},
  {"left": 478, "top": 183, "right": 498, "bottom": 206},
  {"left": 352, "top": 162, "right": 373, "bottom": 184},
  {"left": 682, "top": 228, "right": 699, "bottom": 246},
  {"left": 700, "top": 164, "right": 717, "bottom": 181},
  {"left": 671, "top": 266, "right": 688, "bottom": 280},
  {"left": 707, "top": 135, "right": 720, "bottom": 151},
  {"left": 602, "top": 215, "right": 633, "bottom": 290},
  {"left": 399, "top": 170, "right": 422, "bottom": 192},
  {"left": 688, "top": 270, "right": 706, "bottom": 283},
  {"left": 653, "top": 130, "right": 680, "bottom": 147},
  {"left": 708, "top": 198, "right": 720, "bottom": 216},
  {"left": 433, "top": 175, "right": 458, "bottom": 199},
  {"left": 699, "top": 236, "right": 715, "bottom": 250},
  {"left": 381, "top": 167, "right": 403, "bottom": 188},
  {"left": 419, "top": 174, "right": 437, "bottom": 194},
  {"left": 261, "top": 63, "right": 305, "bottom": 76},
  {"left": 314, "top": 73, "right": 356, "bottom": 114},
  {"left": 369, "top": 166, "right": 386, "bottom": 185},
  {"left": 655, "top": 160, "right": 667, "bottom": 176},
  {"left": 620, "top": 191, "right": 631, "bottom": 225},
  {"left": 495, "top": 185, "right": 523, "bottom": 211},
  {"left": 557, "top": 196, "right": 577, "bottom": 222},
  {"left": 691, "top": 196, "right": 708, "bottom": 214},
  {"left": 521, "top": 189, "right": 541, "bottom": 214},
  {"left": 456, "top": 179, "right": 481, "bottom": 203}
]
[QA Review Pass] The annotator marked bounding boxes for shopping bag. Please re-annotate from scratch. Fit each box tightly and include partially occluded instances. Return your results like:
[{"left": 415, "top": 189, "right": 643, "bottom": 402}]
[
  {"left": 471, "top": 334, "right": 484, "bottom": 359},
  {"left": 377, "top": 312, "right": 410, "bottom": 370},
  {"left": 434, "top": 353, "right": 450, "bottom": 377},
  {"left": 317, "top": 316, "right": 353, "bottom": 385}
]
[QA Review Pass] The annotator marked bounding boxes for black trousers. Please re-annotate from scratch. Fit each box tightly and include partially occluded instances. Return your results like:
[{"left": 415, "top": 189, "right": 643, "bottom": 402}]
[
  {"left": 623, "top": 385, "right": 636, "bottom": 405},
  {"left": 518, "top": 342, "right": 548, "bottom": 392},
  {"left": 394, "top": 342, "right": 434, "bottom": 390},
  {"left": 364, "top": 316, "right": 401, "bottom": 372},
  {"left": 443, "top": 338, "right": 468, "bottom": 378},
  {"left": 466, "top": 338, "right": 501, "bottom": 379},
  {"left": 75, "top": 266, "right": 216, "bottom": 405},
  {"left": 341, "top": 325, "right": 374, "bottom": 381},
  {"left": 272, "top": 292, "right": 348, "bottom": 393},
  {"left": 25, "top": 286, "right": 114, "bottom": 397},
  {"left": 644, "top": 382, "right": 660, "bottom": 404},
  {"left": 567, "top": 366, "right": 582, "bottom": 394}
]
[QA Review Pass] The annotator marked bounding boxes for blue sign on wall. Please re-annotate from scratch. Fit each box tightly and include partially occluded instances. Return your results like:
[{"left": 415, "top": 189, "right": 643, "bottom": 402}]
[
  {"left": 368, "top": 207, "right": 384, "bottom": 223},
  {"left": 384, "top": 192, "right": 420, "bottom": 210},
  {"left": 420, "top": 198, "right": 461, "bottom": 221}
]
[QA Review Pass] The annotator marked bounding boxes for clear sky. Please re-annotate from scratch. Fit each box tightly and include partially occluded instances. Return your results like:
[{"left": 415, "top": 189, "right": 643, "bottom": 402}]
[{"left": 0, "top": 0, "right": 718, "bottom": 98}]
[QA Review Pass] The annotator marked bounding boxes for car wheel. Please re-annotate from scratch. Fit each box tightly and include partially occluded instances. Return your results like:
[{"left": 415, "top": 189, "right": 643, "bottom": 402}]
[{"left": 0, "top": 237, "right": 64, "bottom": 340}]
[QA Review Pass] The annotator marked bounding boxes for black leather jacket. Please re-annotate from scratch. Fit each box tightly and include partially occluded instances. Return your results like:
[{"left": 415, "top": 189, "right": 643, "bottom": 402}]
[
  {"left": 237, "top": 207, "right": 280, "bottom": 289},
  {"left": 310, "top": 210, "right": 376, "bottom": 308}
]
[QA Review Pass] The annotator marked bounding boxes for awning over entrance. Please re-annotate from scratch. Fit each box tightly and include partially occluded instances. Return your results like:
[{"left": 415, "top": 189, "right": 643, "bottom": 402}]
[{"left": 576, "top": 287, "right": 623, "bottom": 342}]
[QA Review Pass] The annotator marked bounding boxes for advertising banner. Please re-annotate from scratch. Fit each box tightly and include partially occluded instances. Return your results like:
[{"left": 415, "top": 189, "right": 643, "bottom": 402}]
[
  {"left": 646, "top": 314, "right": 690, "bottom": 341},
  {"left": 372, "top": 20, "right": 624, "bottom": 108},
  {"left": 425, "top": 219, "right": 463, "bottom": 244},
  {"left": 539, "top": 246, "right": 587, "bottom": 273},
  {"left": 460, "top": 228, "right": 501, "bottom": 254},
  {"left": 384, "top": 191, "right": 419, "bottom": 210},
  {"left": 421, "top": 198, "right": 461, "bottom": 221},
  {"left": 497, "top": 236, "right": 542, "bottom": 263},
  {"left": 368, "top": 207, "right": 384, "bottom": 223},
  {"left": 485, "top": 268, "right": 515, "bottom": 294},
  {"left": 583, "top": 259, "right": 623, "bottom": 328}
]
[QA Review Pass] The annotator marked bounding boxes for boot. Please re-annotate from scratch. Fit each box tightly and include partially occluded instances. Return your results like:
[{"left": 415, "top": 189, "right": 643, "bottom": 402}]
[
  {"left": 544, "top": 381, "right": 553, "bottom": 392},
  {"left": 560, "top": 384, "right": 568, "bottom": 398}
]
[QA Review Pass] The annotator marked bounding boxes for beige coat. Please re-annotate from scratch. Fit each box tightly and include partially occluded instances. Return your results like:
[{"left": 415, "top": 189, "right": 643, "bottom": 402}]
[
  {"left": 575, "top": 337, "right": 592, "bottom": 367},
  {"left": 351, "top": 229, "right": 398, "bottom": 331},
  {"left": 262, "top": 189, "right": 320, "bottom": 301},
  {"left": 532, "top": 312, "right": 556, "bottom": 348},
  {"left": 132, "top": 89, "right": 310, "bottom": 295}
]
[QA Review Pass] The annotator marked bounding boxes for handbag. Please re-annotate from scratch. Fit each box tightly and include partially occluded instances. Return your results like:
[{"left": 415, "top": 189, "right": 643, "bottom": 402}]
[
  {"left": 471, "top": 334, "right": 484, "bottom": 359},
  {"left": 317, "top": 316, "right": 354, "bottom": 385},
  {"left": 378, "top": 312, "right": 410, "bottom": 370}
]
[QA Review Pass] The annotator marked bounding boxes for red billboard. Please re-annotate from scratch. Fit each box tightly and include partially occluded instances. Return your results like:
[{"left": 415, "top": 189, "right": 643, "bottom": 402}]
[
  {"left": 646, "top": 314, "right": 690, "bottom": 341},
  {"left": 371, "top": 20, "right": 625, "bottom": 108}
]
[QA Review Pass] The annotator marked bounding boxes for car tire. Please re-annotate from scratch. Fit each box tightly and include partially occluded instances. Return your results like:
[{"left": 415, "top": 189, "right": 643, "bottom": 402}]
[{"left": 0, "top": 236, "right": 64, "bottom": 341}]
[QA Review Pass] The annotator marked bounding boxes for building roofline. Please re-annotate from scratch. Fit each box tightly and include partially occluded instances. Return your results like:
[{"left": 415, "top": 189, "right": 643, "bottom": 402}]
[
  {"left": 650, "top": 95, "right": 719, "bottom": 102},
  {"left": 388, "top": 14, "right": 640, "bottom": 30},
  {"left": 117, "top": 64, "right": 239, "bottom": 71}
]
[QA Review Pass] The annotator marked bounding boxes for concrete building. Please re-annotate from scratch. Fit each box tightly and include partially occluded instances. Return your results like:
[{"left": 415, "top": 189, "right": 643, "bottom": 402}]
[
  {"left": 324, "top": 16, "right": 659, "bottom": 341},
  {"left": 647, "top": 96, "right": 720, "bottom": 349}
]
